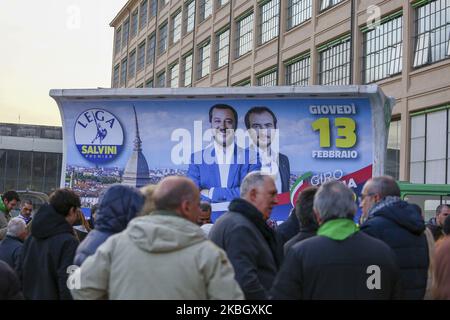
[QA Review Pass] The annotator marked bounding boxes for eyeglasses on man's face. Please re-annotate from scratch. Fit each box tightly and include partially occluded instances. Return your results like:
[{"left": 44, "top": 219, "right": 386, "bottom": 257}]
[{"left": 358, "top": 193, "right": 375, "bottom": 203}]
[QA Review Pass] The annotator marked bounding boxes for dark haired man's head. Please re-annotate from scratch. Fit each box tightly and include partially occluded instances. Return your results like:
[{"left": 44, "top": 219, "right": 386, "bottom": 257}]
[
  {"left": 153, "top": 176, "right": 201, "bottom": 224},
  {"left": 245, "top": 106, "right": 277, "bottom": 149},
  {"left": 209, "top": 104, "right": 237, "bottom": 147},
  {"left": 198, "top": 201, "right": 212, "bottom": 226},
  {"left": 245, "top": 106, "right": 277, "bottom": 129},
  {"left": 436, "top": 204, "right": 450, "bottom": 227},
  {"left": 295, "top": 186, "right": 319, "bottom": 230},
  {"left": 49, "top": 188, "right": 81, "bottom": 225},
  {"left": 1, "top": 190, "right": 20, "bottom": 212},
  {"left": 360, "top": 176, "right": 400, "bottom": 218},
  {"left": 21, "top": 200, "right": 33, "bottom": 218}
]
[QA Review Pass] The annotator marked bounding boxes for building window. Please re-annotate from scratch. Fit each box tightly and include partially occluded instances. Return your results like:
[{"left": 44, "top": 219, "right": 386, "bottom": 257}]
[
  {"left": 182, "top": 53, "right": 193, "bottom": 87},
  {"left": 0, "top": 150, "right": 62, "bottom": 194},
  {"left": 131, "top": 9, "right": 139, "bottom": 39},
  {"left": 320, "top": 0, "right": 344, "bottom": 12},
  {"left": 260, "top": 0, "right": 279, "bottom": 45},
  {"left": 17, "top": 128, "right": 37, "bottom": 137},
  {"left": 410, "top": 106, "right": 450, "bottom": 184},
  {"left": 128, "top": 50, "right": 136, "bottom": 79},
  {"left": 122, "top": 19, "right": 130, "bottom": 49},
  {"left": 285, "top": 54, "right": 310, "bottom": 86},
  {"left": 115, "top": 27, "right": 122, "bottom": 56},
  {"left": 363, "top": 14, "right": 403, "bottom": 84},
  {"left": 145, "top": 78, "right": 154, "bottom": 87},
  {"left": 198, "top": 40, "right": 211, "bottom": 79},
  {"left": 146, "top": 33, "right": 156, "bottom": 65},
  {"left": 386, "top": 119, "right": 401, "bottom": 180},
  {"left": 158, "top": 22, "right": 168, "bottom": 55},
  {"left": 217, "top": 0, "right": 229, "bottom": 7},
  {"left": 160, "top": 0, "right": 168, "bottom": 9},
  {"left": 137, "top": 41, "right": 146, "bottom": 73},
  {"left": 169, "top": 63, "right": 179, "bottom": 88},
  {"left": 120, "top": 58, "right": 128, "bottom": 87},
  {"left": 318, "top": 36, "right": 351, "bottom": 85},
  {"left": 413, "top": 0, "right": 450, "bottom": 68},
  {"left": 215, "top": 29, "right": 229, "bottom": 69},
  {"left": 233, "top": 78, "right": 251, "bottom": 86},
  {"left": 287, "top": 0, "right": 312, "bottom": 30},
  {"left": 139, "top": 0, "right": 148, "bottom": 30},
  {"left": 236, "top": 12, "right": 254, "bottom": 58},
  {"left": 150, "top": 0, "right": 157, "bottom": 17},
  {"left": 184, "top": 0, "right": 196, "bottom": 34},
  {"left": 42, "top": 129, "right": 62, "bottom": 139},
  {"left": 113, "top": 64, "right": 120, "bottom": 88},
  {"left": 257, "top": 68, "right": 277, "bottom": 86},
  {"left": 157, "top": 71, "right": 166, "bottom": 87},
  {"left": 199, "top": 0, "right": 212, "bottom": 22},
  {"left": 0, "top": 127, "right": 12, "bottom": 136},
  {"left": 171, "top": 10, "right": 182, "bottom": 44}
]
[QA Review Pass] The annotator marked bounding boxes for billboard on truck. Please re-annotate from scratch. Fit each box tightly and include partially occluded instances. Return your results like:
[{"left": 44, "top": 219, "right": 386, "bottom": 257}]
[{"left": 50, "top": 85, "right": 394, "bottom": 222}]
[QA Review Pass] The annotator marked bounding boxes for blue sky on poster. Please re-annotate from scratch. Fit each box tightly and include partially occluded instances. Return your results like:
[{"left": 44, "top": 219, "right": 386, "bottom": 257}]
[{"left": 61, "top": 98, "right": 373, "bottom": 174}]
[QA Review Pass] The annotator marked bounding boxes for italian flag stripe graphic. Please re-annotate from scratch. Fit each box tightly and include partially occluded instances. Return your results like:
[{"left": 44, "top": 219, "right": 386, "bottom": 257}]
[{"left": 289, "top": 172, "right": 313, "bottom": 207}]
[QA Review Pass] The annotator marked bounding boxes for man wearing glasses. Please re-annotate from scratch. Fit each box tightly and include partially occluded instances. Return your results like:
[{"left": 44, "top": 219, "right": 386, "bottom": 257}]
[{"left": 18, "top": 200, "right": 33, "bottom": 225}]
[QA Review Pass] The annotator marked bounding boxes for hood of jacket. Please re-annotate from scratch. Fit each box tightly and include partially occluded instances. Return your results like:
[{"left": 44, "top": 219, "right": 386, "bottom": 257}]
[
  {"left": 371, "top": 200, "right": 425, "bottom": 235},
  {"left": 124, "top": 211, "right": 206, "bottom": 253},
  {"left": 94, "top": 184, "right": 144, "bottom": 233},
  {"left": 31, "top": 204, "right": 74, "bottom": 239}
]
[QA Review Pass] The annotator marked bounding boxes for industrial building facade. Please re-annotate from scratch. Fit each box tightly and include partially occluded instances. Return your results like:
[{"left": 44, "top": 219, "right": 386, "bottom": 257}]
[
  {"left": 110, "top": 0, "right": 450, "bottom": 183},
  {"left": 0, "top": 123, "right": 63, "bottom": 194}
]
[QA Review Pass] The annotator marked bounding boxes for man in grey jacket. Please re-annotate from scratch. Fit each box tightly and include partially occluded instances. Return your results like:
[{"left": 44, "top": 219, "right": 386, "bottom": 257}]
[
  {"left": 70, "top": 176, "right": 243, "bottom": 300},
  {"left": 210, "top": 171, "right": 282, "bottom": 300}
]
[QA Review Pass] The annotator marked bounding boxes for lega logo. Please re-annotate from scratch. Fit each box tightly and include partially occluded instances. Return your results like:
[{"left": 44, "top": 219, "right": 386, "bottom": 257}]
[{"left": 74, "top": 109, "right": 124, "bottom": 164}]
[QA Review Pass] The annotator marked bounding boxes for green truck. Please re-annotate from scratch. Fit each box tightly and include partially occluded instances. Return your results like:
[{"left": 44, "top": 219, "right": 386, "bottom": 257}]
[{"left": 398, "top": 181, "right": 450, "bottom": 222}]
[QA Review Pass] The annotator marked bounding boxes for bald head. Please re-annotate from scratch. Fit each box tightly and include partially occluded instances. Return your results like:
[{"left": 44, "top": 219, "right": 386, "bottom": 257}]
[
  {"left": 153, "top": 176, "right": 201, "bottom": 223},
  {"left": 365, "top": 176, "right": 400, "bottom": 198},
  {"left": 154, "top": 176, "right": 197, "bottom": 211}
]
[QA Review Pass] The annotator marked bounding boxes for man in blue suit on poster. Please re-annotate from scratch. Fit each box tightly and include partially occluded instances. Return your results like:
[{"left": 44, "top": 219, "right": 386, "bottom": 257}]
[{"left": 187, "top": 104, "right": 260, "bottom": 203}]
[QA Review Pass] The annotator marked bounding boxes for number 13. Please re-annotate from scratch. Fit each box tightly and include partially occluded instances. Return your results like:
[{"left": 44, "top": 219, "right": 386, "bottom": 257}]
[{"left": 311, "top": 118, "right": 357, "bottom": 148}]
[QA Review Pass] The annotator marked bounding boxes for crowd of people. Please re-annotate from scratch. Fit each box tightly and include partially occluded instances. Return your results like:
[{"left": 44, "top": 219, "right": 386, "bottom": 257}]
[{"left": 0, "top": 173, "right": 449, "bottom": 300}]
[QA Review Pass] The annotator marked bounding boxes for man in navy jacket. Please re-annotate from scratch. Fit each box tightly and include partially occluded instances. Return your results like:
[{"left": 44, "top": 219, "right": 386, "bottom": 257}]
[{"left": 360, "top": 176, "right": 429, "bottom": 300}]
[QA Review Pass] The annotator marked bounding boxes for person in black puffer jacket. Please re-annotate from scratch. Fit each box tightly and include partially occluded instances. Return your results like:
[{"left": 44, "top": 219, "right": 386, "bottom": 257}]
[
  {"left": 73, "top": 184, "right": 144, "bottom": 266},
  {"left": 360, "top": 176, "right": 429, "bottom": 300},
  {"left": 19, "top": 189, "right": 80, "bottom": 300}
]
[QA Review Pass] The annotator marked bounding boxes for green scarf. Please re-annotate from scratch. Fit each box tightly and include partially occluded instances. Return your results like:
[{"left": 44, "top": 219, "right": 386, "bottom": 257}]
[
  {"left": 0, "top": 200, "right": 8, "bottom": 214},
  {"left": 317, "top": 218, "right": 359, "bottom": 241}
]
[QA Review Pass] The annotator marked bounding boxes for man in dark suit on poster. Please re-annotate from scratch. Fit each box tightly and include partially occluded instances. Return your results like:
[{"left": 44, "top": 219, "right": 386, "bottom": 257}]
[{"left": 245, "top": 106, "right": 291, "bottom": 193}]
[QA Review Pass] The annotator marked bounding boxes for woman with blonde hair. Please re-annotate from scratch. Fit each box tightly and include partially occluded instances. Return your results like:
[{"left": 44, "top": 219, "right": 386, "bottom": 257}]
[{"left": 139, "top": 184, "right": 157, "bottom": 216}]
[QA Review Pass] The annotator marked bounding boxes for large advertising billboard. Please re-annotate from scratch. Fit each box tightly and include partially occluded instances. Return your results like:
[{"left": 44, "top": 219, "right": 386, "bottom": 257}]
[{"left": 51, "top": 86, "right": 394, "bottom": 222}]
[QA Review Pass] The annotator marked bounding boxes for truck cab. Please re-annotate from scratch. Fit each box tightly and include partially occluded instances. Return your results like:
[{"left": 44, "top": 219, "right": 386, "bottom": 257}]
[{"left": 398, "top": 181, "right": 450, "bottom": 222}]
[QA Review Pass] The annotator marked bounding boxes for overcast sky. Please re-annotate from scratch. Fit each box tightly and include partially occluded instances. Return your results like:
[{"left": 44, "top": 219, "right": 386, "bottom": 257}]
[{"left": 0, "top": 0, "right": 126, "bottom": 126}]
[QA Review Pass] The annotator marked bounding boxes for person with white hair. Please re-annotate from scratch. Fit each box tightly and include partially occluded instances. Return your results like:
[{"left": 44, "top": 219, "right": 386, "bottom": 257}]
[
  {"left": 271, "top": 180, "right": 403, "bottom": 300},
  {"left": 0, "top": 217, "right": 28, "bottom": 272},
  {"left": 210, "top": 171, "right": 282, "bottom": 300}
]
